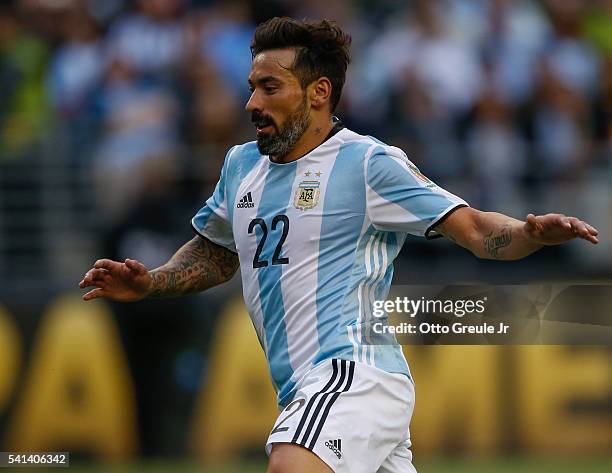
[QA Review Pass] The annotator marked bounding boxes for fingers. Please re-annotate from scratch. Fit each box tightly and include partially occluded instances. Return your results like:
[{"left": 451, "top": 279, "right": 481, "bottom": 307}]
[
  {"left": 124, "top": 258, "right": 147, "bottom": 275},
  {"left": 568, "top": 217, "right": 586, "bottom": 236},
  {"left": 80, "top": 257, "right": 146, "bottom": 287},
  {"left": 566, "top": 217, "right": 599, "bottom": 244},
  {"left": 555, "top": 214, "right": 572, "bottom": 231},
  {"left": 526, "top": 213, "right": 600, "bottom": 245},
  {"left": 79, "top": 257, "right": 147, "bottom": 300},
  {"left": 525, "top": 213, "right": 537, "bottom": 227},
  {"left": 93, "top": 259, "right": 122, "bottom": 271},
  {"left": 524, "top": 214, "right": 542, "bottom": 234},
  {"left": 82, "top": 288, "right": 108, "bottom": 301},
  {"left": 578, "top": 231, "right": 599, "bottom": 244},
  {"left": 79, "top": 268, "right": 110, "bottom": 288},
  {"left": 585, "top": 223, "right": 599, "bottom": 235},
  {"left": 532, "top": 213, "right": 569, "bottom": 230}
]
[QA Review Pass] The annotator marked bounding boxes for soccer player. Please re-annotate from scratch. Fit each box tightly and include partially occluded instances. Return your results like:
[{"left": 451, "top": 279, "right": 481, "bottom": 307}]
[{"left": 79, "top": 17, "right": 599, "bottom": 473}]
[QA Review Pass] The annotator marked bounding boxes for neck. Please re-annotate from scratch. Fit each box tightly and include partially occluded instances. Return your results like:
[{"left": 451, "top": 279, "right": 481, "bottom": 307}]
[{"left": 271, "top": 116, "right": 335, "bottom": 164}]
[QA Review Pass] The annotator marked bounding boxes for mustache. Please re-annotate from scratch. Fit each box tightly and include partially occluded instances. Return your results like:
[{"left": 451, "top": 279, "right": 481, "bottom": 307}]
[{"left": 251, "top": 112, "right": 275, "bottom": 128}]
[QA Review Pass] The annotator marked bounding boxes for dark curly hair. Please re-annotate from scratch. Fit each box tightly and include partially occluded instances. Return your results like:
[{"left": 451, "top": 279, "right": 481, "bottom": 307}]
[{"left": 251, "top": 17, "right": 351, "bottom": 112}]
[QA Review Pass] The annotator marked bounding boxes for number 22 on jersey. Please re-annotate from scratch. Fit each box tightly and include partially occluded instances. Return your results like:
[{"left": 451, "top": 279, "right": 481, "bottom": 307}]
[{"left": 248, "top": 215, "right": 290, "bottom": 269}]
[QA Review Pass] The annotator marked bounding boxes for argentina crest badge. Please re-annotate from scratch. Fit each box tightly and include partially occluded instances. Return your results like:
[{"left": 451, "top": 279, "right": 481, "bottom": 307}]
[
  {"left": 406, "top": 162, "right": 436, "bottom": 188},
  {"left": 294, "top": 178, "right": 321, "bottom": 211}
]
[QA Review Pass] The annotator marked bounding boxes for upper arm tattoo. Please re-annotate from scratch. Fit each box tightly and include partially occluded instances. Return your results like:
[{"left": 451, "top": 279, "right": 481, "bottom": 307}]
[
  {"left": 483, "top": 224, "right": 512, "bottom": 259},
  {"left": 149, "top": 236, "right": 239, "bottom": 297}
]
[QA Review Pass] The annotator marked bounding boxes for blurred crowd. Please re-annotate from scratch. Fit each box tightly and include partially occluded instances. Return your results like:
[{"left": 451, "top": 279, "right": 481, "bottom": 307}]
[{"left": 0, "top": 0, "right": 611, "bottom": 245}]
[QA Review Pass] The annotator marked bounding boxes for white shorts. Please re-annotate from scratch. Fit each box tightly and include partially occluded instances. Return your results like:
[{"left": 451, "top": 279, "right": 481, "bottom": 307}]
[{"left": 266, "top": 358, "right": 417, "bottom": 473}]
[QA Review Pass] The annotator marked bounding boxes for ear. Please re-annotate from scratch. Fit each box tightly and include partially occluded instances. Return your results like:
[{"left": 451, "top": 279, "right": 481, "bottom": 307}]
[{"left": 309, "top": 77, "right": 332, "bottom": 110}]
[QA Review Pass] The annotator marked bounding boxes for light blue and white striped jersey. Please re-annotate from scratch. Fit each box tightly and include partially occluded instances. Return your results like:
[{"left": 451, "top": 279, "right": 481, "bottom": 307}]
[{"left": 192, "top": 127, "right": 468, "bottom": 407}]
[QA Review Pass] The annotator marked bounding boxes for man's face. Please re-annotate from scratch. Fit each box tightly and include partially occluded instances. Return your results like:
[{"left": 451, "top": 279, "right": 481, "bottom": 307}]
[{"left": 246, "top": 49, "right": 311, "bottom": 157}]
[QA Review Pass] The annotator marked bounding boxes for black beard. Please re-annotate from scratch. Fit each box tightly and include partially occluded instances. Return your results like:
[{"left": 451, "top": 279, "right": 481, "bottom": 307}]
[{"left": 255, "top": 97, "right": 310, "bottom": 159}]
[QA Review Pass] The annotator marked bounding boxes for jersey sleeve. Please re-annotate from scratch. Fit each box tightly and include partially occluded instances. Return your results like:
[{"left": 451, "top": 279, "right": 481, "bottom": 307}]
[
  {"left": 366, "top": 148, "right": 468, "bottom": 238},
  {"left": 191, "top": 147, "right": 237, "bottom": 252}
]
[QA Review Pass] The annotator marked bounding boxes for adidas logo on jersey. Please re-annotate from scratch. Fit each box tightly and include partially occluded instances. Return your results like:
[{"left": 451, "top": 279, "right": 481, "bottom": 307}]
[
  {"left": 325, "top": 439, "right": 342, "bottom": 459},
  {"left": 237, "top": 192, "right": 255, "bottom": 208}
]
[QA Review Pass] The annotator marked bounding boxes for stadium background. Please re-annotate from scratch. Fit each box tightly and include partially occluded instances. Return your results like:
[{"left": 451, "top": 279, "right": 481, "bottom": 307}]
[{"left": 0, "top": 0, "right": 610, "bottom": 471}]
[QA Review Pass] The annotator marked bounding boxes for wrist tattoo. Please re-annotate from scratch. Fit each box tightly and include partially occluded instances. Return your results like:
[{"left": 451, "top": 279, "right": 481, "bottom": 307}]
[{"left": 484, "top": 224, "right": 512, "bottom": 259}]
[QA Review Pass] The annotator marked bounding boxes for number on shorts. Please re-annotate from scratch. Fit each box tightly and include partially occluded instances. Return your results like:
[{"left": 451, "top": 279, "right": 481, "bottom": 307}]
[{"left": 271, "top": 398, "right": 305, "bottom": 434}]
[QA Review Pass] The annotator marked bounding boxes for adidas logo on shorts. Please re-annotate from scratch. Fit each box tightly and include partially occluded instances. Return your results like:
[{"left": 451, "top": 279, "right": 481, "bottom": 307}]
[
  {"left": 237, "top": 191, "right": 254, "bottom": 208},
  {"left": 325, "top": 439, "right": 342, "bottom": 459}
]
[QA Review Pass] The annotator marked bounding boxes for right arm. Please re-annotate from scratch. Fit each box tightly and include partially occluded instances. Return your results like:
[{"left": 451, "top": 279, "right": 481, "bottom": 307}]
[
  {"left": 79, "top": 236, "right": 239, "bottom": 302},
  {"left": 435, "top": 207, "right": 598, "bottom": 260}
]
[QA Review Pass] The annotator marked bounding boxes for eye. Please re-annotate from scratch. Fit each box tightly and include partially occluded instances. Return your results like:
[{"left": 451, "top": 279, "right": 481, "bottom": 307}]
[{"left": 264, "top": 86, "right": 277, "bottom": 94}]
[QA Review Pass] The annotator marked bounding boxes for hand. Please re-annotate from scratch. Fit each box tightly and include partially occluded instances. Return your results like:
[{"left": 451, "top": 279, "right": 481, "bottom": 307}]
[
  {"left": 79, "top": 258, "right": 152, "bottom": 302},
  {"left": 524, "top": 213, "right": 599, "bottom": 246}
]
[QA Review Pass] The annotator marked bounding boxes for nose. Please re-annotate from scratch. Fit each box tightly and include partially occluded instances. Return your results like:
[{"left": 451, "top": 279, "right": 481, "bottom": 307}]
[{"left": 245, "top": 89, "right": 261, "bottom": 114}]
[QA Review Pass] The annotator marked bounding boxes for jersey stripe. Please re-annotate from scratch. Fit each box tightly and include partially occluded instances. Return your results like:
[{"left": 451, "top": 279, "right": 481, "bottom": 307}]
[
  {"left": 368, "top": 232, "right": 389, "bottom": 365},
  {"left": 226, "top": 143, "right": 260, "bottom": 225},
  {"left": 280, "top": 144, "right": 340, "bottom": 391},
  {"left": 367, "top": 152, "right": 466, "bottom": 235},
  {"left": 314, "top": 141, "right": 370, "bottom": 364},
  {"left": 257, "top": 162, "right": 298, "bottom": 399}
]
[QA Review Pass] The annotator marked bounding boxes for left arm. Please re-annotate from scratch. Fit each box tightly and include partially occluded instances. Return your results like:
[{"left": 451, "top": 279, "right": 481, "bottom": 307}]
[{"left": 435, "top": 207, "right": 599, "bottom": 260}]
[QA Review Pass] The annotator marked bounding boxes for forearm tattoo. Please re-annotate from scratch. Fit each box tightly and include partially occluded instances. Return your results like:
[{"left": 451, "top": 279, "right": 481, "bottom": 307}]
[
  {"left": 148, "top": 236, "right": 239, "bottom": 297},
  {"left": 483, "top": 224, "right": 512, "bottom": 259}
]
